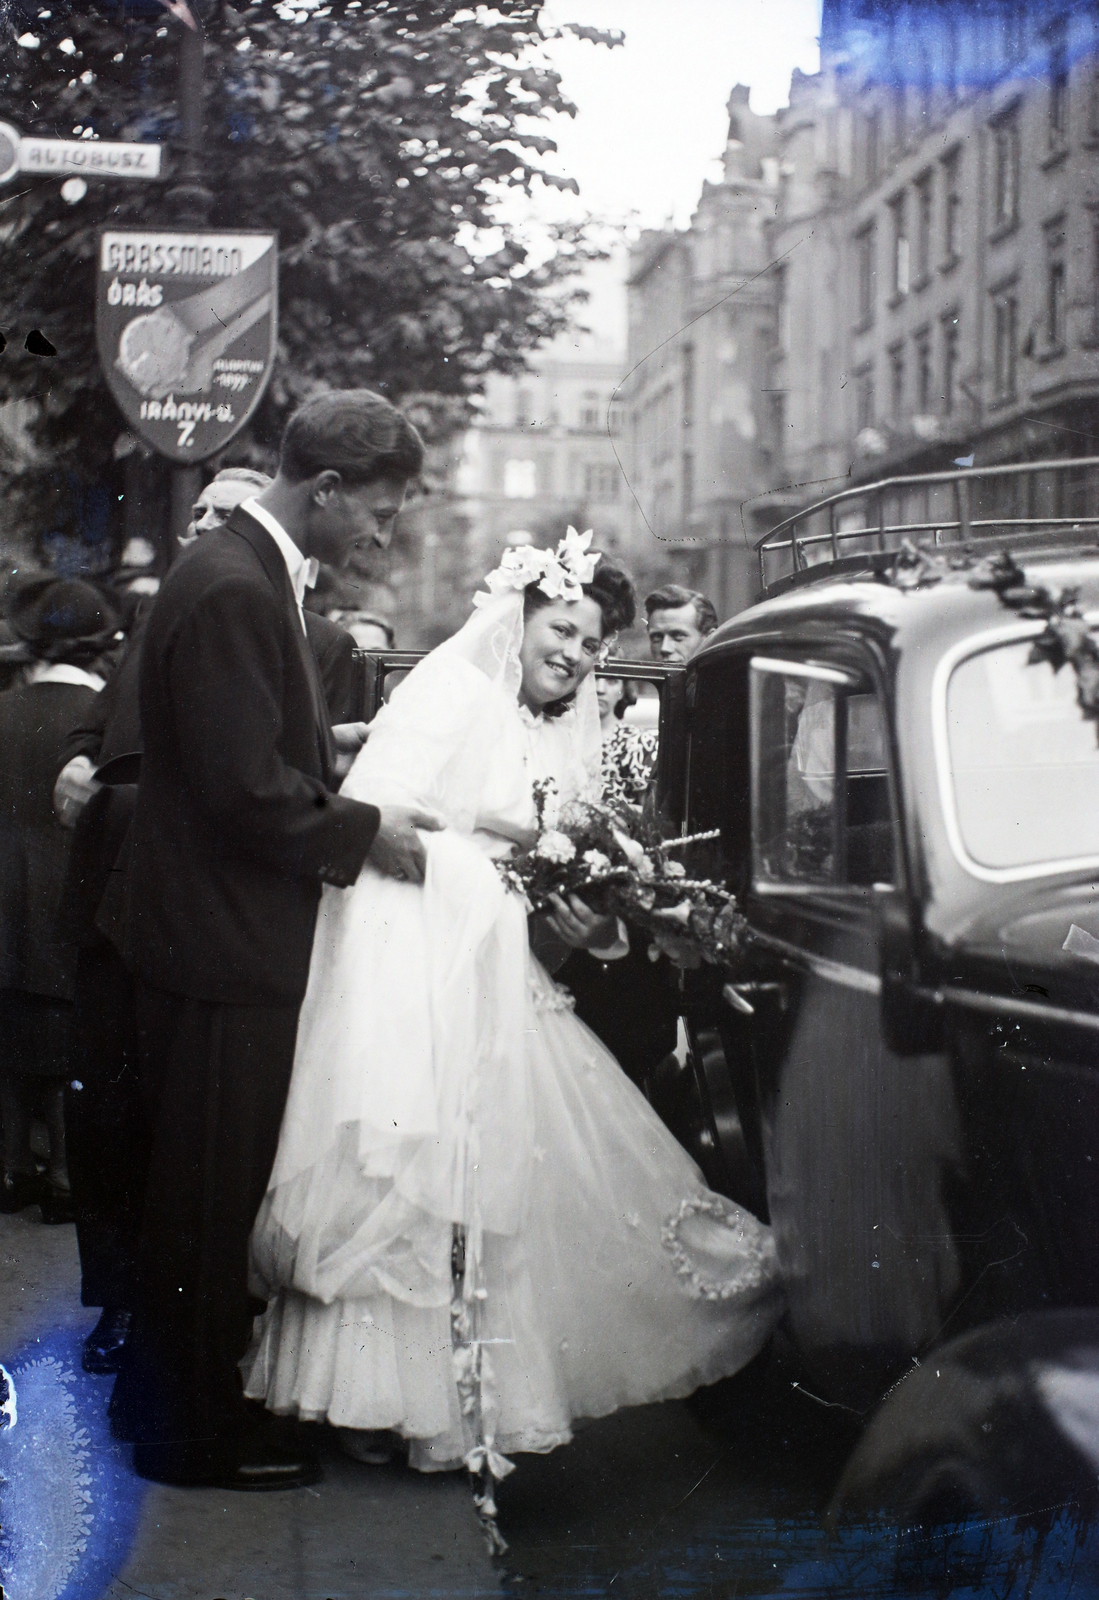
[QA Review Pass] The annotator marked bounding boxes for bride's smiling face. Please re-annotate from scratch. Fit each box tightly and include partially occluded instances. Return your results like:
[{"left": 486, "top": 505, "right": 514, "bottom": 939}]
[{"left": 518, "top": 595, "right": 604, "bottom": 711}]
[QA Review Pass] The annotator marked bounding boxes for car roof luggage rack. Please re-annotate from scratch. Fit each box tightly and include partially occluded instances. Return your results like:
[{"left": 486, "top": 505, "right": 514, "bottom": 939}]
[{"left": 755, "top": 456, "right": 1099, "bottom": 597}]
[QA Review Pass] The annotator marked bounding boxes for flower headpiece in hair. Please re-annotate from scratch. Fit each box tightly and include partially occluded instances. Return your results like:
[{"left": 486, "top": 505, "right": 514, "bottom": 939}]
[{"left": 474, "top": 527, "right": 599, "bottom": 609}]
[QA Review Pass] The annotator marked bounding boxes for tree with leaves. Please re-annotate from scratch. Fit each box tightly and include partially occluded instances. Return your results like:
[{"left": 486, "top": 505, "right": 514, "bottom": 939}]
[{"left": 0, "top": 0, "right": 619, "bottom": 567}]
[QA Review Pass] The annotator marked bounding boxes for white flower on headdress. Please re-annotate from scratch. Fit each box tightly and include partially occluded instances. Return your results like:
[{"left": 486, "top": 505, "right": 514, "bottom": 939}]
[
  {"left": 538, "top": 556, "right": 583, "bottom": 603},
  {"left": 557, "top": 526, "right": 599, "bottom": 585},
  {"left": 483, "top": 544, "right": 552, "bottom": 597},
  {"left": 475, "top": 526, "right": 600, "bottom": 608}
]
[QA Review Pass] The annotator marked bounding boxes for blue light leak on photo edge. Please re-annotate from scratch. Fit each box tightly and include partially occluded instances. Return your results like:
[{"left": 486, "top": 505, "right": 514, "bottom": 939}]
[
  {"left": 824, "top": 0, "right": 1094, "bottom": 96},
  {"left": 0, "top": 1323, "right": 146, "bottom": 1600}
]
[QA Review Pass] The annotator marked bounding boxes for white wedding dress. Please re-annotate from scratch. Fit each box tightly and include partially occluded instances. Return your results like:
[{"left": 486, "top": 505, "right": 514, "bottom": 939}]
[{"left": 244, "top": 592, "right": 781, "bottom": 1474}]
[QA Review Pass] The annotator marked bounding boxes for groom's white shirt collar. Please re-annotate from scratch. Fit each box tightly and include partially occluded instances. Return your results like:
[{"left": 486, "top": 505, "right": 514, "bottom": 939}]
[{"left": 240, "top": 497, "right": 319, "bottom": 631}]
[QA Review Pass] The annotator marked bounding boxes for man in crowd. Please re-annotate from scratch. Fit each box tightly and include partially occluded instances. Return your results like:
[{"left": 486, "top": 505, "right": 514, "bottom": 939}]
[
  {"left": 108, "top": 390, "right": 439, "bottom": 1491},
  {"left": 330, "top": 609, "right": 395, "bottom": 653},
  {"left": 645, "top": 584, "right": 719, "bottom": 664}
]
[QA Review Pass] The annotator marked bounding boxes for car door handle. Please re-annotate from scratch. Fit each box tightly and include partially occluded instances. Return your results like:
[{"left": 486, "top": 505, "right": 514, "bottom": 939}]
[{"left": 723, "top": 981, "right": 788, "bottom": 1016}]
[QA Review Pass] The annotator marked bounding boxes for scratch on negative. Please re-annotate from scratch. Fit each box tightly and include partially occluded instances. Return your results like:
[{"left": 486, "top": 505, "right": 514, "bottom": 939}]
[
  {"left": 607, "top": 1457, "right": 723, "bottom": 1586},
  {"left": 790, "top": 1381, "right": 863, "bottom": 1415}
]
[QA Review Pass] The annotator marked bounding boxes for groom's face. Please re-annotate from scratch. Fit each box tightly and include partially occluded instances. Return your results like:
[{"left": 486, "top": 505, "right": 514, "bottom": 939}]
[{"left": 305, "top": 473, "right": 409, "bottom": 567}]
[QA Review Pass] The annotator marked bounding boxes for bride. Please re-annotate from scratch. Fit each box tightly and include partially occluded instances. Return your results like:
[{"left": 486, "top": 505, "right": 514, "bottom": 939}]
[{"left": 244, "top": 533, "right": 782, "bottom": 1490}]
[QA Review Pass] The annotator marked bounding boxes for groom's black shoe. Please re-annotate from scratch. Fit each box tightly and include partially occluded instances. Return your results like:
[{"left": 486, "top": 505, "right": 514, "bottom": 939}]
[{"left": 133, "top": 1436, "right": 321, "bottom": 1491}]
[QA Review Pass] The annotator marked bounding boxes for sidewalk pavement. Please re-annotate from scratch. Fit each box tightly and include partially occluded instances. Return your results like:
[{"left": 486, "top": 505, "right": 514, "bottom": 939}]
[{"left": 0, "top": 1211, "right": 499, "bottom": 1600}]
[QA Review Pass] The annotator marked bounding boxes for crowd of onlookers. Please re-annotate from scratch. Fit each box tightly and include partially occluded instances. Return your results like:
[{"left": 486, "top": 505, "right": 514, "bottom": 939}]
[{"left": 0, "top": 473, "right": 719, "bottom": 1380}]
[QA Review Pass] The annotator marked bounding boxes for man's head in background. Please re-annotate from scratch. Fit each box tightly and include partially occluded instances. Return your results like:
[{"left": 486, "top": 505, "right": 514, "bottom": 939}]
[
  {"left": 332, "top": 611, "right": 395, "bottom": 652},
  {"left": 181, "top": 466, "right": 273, "bottom": 548},
  {"left": 644, "top": 584, "right": 719, "bottom": 663}
]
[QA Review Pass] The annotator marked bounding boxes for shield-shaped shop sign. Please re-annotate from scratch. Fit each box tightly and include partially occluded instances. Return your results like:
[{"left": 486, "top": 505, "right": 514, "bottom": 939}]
[{"left": 96, "top": 227, "right": 277, "bottom": 463}]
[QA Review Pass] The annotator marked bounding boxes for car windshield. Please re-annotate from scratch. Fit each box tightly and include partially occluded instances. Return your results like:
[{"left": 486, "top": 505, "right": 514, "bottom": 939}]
[{"left": 946, "top": 638, "right": 1099, "bottom": 869}]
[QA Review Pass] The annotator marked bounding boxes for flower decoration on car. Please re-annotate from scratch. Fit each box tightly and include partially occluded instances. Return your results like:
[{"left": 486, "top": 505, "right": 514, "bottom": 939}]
[
  {"left": 971, "top": 549, "right": 1099, "bottom": 743},
  {"left": 476, "top": 527, "right": 600, "bottom": 607}
]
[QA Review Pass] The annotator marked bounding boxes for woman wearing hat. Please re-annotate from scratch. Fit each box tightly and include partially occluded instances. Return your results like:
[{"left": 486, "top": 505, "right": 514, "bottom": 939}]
[{"left": 0, "top": 574, "right": 120, "bottom": 1221}]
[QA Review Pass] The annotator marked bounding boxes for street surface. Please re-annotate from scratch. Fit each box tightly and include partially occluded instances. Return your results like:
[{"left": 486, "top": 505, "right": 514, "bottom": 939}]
[{"left": 3, "top": 1211, "right": 1098, "bottom": 1600}]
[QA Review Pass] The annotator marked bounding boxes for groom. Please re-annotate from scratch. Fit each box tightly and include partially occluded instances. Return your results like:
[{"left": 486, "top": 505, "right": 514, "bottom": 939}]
[{"left": 110, "top": 390, "right": 438, "bottom": 1489}]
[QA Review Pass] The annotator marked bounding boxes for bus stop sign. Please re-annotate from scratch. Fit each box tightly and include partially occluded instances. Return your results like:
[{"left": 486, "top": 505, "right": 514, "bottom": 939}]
[{"left": 96, "top": 227, "right": 277, "bottom": 463}]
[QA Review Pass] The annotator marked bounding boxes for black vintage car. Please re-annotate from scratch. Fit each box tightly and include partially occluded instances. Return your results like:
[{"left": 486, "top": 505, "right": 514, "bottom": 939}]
[{"left": 655, "top": 456, "right": 1099, "bottom": 1415}]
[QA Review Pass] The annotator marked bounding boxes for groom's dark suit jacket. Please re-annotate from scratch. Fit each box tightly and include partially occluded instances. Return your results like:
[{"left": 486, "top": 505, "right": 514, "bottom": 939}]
[{"left": 122, "top": 505, "right": 380, "bottom": 1006}]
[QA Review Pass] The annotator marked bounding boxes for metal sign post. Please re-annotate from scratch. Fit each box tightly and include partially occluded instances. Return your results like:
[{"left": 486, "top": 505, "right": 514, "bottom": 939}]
[{"left": 163, "top": 7, "right": 215, "bottom": 543}]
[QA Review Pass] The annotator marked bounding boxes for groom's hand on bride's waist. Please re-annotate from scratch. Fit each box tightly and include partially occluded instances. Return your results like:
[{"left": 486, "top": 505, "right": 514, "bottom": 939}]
[{"left": 368, "top": 806, "right": 444, "bottom": 883}]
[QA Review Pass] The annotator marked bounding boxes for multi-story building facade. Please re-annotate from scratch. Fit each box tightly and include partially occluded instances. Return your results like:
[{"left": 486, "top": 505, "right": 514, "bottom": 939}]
[
  {"left": 624, "top": 1, "right": 1099, "bottom": 613},
  {"left": 623, "top": 88, "right": 781, "bottom": 619},
  {"left": 762, "top": 0, "right": 1099, "bottom": 532}
]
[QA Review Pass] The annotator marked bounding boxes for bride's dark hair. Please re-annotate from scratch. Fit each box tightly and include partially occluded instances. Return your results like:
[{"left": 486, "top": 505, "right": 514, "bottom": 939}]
[{"left": 522, "top": 556, "right": 637, "bottom": 717}]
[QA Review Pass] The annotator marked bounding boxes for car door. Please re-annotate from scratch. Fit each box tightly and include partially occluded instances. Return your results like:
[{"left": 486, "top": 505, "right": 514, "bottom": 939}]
[{"left": 685, "top": 640, "right": 964, "bottom": 1406}]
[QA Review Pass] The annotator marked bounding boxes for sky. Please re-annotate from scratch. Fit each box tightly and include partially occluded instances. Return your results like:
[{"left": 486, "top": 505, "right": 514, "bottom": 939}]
[
  {"left": 538, "top": 0, "right": 822, "bottom": 230},
  {"left": 514, "top": 0, "right": 823, "bottom": 351}
]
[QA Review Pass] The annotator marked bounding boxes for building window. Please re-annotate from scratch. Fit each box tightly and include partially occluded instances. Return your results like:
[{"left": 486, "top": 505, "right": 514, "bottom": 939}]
[
  {"left": 1047, "top": 258, "right": 1066, "bottom": 347},
  {"left": 682, "top": 345, "right": 695, "bottom": 428},
  {"left": 942, "top": 315, "right": 960, "bottom": 414},
  {"left": 653, "top": 387, "right": 675, "bottom": 461},
  {"left": 856, "top": 365, "right": 875, "bottom": 432},
  {"left": 515, "top": 388, "right": 533, "bottom": 428},
  {"left": 917, "top": 51, "right": 933, "bottom": 127},
  {"left": 503, "top": 458, "right": 537, "bottom": 498},
  {"left": 992, "top": 113, "right": 1019, "bottom": 231},
  {"left": 769, "top": 391, "right": 786, "bottom": 456},
  {"left": 579, "top": 391, "right": 600, "bottom": 429},
  {"left": 607, "top": 402, "right": 623, "bottom": 435},
  {"left": 1048, "top": 18, "right": 1069, "bottom": 150},
  {"left": 891, "top": 82, "right": 906, "bottom": 155},
  {"left": 583, "top": 462, "right": 619, "bottom": 503},
  {"left": 992, "top": 290, "right": 1018, "bottom": 400},
  {"left": 915, "top": 327, "right": 933, "bottom": 413},
  {"left": 774, "top": 265, "right": 789, "bottom": 350},
  {"left": 915, "top": 171, "right": 933, "bottom": 283},
  {"left": 856, "top": 224, "right": 876, "bottom": 324},
  {"left": 865, "top": 106, "right": 880, "bottom": 185},
  {"left": 942, "top": 149, "right": 962, "bottom": 263},
  {"left": 682, "top": 452, "right": 694, "bottom": 516},
  {"left": 1002, "top": 2, "right": 1026, "bottom": 66},
  {"left": 888, "top": 343, "right": 905, "bottom": 421},
  {"left": 890, "top": 192, "right": 910, "bottom": 298},
  {"left": 945, "top": 11, "right": 959, "bottom": 101}
]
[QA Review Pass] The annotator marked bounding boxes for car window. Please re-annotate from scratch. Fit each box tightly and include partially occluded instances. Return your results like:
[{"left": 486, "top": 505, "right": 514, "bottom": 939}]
[
  {"left": 946, "top": 638, "right": 1099, "bottom": 871},
  {"left": 750, "top": 658, "right": 895, "bottom": 889}
]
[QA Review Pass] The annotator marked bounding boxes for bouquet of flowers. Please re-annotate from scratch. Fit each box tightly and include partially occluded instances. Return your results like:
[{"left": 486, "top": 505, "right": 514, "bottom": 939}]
[{"left": 498, "top": 780, "right": 750, "bottom": 966}]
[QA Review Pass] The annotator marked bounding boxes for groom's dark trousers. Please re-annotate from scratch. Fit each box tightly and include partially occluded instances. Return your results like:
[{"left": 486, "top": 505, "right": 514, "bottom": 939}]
[{"left": 110, "top": 508, "right": 380, "bottom": 1450}]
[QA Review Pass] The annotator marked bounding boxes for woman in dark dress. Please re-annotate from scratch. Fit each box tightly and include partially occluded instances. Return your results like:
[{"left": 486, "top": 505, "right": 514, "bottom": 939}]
[{"left": 0, "top": 575, "right": 119, "bottom": 1222}]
